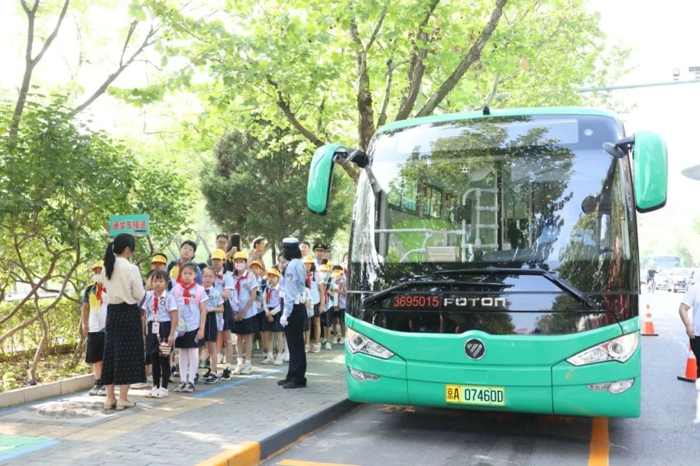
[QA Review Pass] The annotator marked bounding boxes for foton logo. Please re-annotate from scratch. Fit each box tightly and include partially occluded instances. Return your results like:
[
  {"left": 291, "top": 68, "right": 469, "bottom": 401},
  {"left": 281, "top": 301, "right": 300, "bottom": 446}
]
[{"left": 443, "top": 297, "right": 507, "bottom": 308}]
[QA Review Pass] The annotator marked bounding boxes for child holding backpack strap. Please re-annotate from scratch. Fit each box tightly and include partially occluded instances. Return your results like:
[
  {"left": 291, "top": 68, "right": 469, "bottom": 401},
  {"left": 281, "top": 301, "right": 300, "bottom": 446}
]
[{"left": 172, "top": 263, "right": 208, "bottom": 393}]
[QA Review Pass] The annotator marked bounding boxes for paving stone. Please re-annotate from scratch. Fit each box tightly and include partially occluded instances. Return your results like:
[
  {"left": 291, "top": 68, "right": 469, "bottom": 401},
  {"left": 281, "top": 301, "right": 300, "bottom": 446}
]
[{"left": 0, "top": 349, "right": 347, "bottom": 465}]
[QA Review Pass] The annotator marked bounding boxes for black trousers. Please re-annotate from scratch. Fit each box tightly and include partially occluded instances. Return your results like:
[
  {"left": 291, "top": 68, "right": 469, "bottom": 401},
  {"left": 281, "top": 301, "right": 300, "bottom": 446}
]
[
  {"left": 690, "top": 337, "right": 700, "bottom": 378},
  {"left": 150, "top": 352, "right": 171, "bottom": 389},
  {"left": 284, "top": 304, "right": 307, "bottom": 385}
]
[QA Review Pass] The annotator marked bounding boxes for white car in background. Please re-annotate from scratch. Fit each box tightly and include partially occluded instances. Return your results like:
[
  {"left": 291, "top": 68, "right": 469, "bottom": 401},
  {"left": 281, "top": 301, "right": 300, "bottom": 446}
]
[{"left": 670, "top": 268, "right": 700, "bottom": 293}]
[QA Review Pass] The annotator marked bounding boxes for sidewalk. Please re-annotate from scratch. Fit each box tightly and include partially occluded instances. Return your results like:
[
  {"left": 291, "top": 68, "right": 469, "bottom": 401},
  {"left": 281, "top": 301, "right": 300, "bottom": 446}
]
[{"left": 0, "top": 348, "right": 351, "bottom": 466}]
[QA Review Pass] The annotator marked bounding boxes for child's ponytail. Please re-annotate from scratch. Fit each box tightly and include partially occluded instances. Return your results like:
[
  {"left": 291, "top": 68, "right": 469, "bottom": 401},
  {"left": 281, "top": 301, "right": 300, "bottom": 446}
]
[{"left": 104, "top": 241, "right": 116, "bottom": 280}]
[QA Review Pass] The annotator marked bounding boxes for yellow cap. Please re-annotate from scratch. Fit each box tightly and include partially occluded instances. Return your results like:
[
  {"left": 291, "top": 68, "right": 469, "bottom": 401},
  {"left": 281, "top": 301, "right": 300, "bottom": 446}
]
[
  {"left": 91, "top": 261, "right": 104, "bottom": 271},
  {"left": 331, "top": 269, "right": 343, "bottom": 277},
  {"left": 233, "top": 251, "right": 248, "bottom": 261},
  {"left": 267, "top": 268, "right": 281, "bottom": 278},
  {"left": 211, "top": 249, "right": 226, "bottom": 261},
  {"left": 250, "top": 260, "right": 263, "bottom": 269},
  {"left": 319, "top": 264, "right": 331, "bottom": 272},
  {"left": 303, "top": 255, "right": 315, "bottom": 264},
  {"left": 151, "top": 254, "right": 167, "bottom": 264}
]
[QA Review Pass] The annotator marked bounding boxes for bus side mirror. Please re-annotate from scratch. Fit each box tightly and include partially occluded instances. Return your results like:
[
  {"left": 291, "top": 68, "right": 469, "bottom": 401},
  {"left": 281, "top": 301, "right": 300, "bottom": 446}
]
[
  {"left": 307, "top": 143, "right": 344, "bottom": 215},
  {"left": 632, "top": 131, "right": 667, "bottom": 213}
]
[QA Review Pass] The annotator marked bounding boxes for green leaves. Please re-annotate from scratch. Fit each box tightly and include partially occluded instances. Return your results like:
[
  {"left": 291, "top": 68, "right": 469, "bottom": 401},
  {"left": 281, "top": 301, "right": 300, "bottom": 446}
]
[
  {"left": 200, "top": 125, "right": 353, "bottom": 250},
  {"left": 141, "top": 0, "right": 627, "bottom": 157}
]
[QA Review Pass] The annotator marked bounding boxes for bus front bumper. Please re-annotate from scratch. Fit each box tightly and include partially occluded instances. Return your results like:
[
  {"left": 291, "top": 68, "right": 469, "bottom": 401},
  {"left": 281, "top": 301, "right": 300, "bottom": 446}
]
[{"left": 345, "top": 343, "right": 641, "bottom": 419}]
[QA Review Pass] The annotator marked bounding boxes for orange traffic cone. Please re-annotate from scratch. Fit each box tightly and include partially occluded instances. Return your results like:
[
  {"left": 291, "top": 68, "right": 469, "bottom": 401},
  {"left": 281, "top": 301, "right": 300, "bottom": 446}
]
[
  {"left": 678, "top": 345, "right": 698, "bottom": 382},
  {"left": 641, "top": 304, "right": 658, "bottom": 336}
]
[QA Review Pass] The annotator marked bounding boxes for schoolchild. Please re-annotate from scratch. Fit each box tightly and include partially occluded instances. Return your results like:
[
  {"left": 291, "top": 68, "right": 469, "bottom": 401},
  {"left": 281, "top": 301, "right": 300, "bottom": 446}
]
[
  {"left": 276, "top": 253, "right": 290, "bottom": 363},
  {"left": 141, "top": 270, "right": 178, "bottom": 397},
  {"left": 232, "top": 251, "right": 259, "bottom": 375},
  {"left": 211, "top": 248, "right": 236, "bottom": 380},
  {"left": 330, "top": 265, "right": 347, "bottom": 344},
  {"left": 261, "top": 268, "right": 284, "bottom": 365},
  {"left": 172, "top": 262, "right": 208, "bottom": 393},
  {"left": 250, "top": 260, "right": 269, "bottom": 358},
  {"left": 167, "top": 240, "right": 202, "bottom": 290},
  {"left": 82, "top": 261, "right": 109, "bottom": 396},
  {"left": 200, "top": 266, "right": 224, "bottom": 383},
  {"left": 319, "top": 263, "right": 335, "bottom": 350},
  {"left": 302, "top": 255, "right": 325, "bottom": 353}
]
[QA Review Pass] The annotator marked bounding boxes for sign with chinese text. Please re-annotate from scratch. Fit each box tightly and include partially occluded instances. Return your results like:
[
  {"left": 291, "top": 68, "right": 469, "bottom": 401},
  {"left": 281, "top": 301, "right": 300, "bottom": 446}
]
[{"left": 109, "top": 214, "right": 150, "bottom": 237}]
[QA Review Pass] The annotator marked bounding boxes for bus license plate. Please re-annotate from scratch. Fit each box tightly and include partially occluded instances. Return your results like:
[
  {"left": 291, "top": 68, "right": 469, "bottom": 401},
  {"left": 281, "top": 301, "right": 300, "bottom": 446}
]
[{"left": 445, "top": 385, "right": 506, "bottom": 406}]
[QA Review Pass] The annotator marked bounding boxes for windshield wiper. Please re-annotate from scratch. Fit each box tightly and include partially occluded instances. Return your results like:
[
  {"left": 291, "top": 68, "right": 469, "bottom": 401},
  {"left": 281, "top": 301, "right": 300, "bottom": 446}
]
[{"left": 439, "top": 266, "right": 595, "bottom": 309}]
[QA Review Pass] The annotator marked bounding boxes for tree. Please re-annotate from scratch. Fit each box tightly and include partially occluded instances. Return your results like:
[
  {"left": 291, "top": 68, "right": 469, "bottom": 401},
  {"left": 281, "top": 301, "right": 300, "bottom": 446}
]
[
  {"left": 200, "top": 128, "right": 353, "bottom": 257},
  {"left": 134, "top": 0, "right": 628, "bottom": 183},
  {"left": 0, "top": 98, "right": 192, "bottom": 378}
]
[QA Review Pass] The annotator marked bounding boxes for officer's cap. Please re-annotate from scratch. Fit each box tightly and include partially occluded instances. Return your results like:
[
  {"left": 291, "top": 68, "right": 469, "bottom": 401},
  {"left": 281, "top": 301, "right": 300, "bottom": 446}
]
[{"left": 282, "top": 237, "right": 299, "bottom": 247}]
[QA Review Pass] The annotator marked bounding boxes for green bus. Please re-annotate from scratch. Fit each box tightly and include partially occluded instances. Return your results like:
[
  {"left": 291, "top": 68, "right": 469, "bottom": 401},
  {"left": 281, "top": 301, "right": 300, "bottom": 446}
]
[{"left": 307, "top": 107, "right": 668, "bottom": 418}]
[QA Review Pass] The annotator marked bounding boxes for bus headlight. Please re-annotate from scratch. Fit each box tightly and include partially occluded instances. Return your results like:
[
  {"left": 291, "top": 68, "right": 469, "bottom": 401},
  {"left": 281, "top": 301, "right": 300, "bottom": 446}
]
[
  {"left": 566, "top": 333, "right": 638, "bottom": 366},
  {"left": 345, "top": 328, "right": 394, "bottom": 359}
]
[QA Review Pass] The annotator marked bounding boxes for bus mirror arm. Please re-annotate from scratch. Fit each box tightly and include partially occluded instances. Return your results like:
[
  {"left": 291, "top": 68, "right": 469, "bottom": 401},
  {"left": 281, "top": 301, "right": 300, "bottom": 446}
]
[
  {"left": 333, "top": 148, "right": 383, "bottom": 194},
  {"left": 603, "top": 136, "right": 634, "bottom": 159}
]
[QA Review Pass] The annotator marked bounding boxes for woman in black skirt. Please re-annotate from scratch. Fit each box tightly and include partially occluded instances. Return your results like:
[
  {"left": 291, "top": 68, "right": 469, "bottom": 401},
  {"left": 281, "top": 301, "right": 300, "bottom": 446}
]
[{"left": 100, "top": 233, "right": 146, "bottom": 410}]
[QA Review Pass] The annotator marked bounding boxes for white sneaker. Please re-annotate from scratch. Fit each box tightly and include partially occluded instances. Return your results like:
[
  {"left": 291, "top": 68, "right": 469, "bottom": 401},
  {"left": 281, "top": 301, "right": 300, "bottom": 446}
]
[
  {"left": 233, "top": 363, "right": 244, "bottom": 375},
  {"left": 241, "top": 364, "right": 253, "bottom": 375},
  {"left": 325, "top": 342, "right": 332, "bottom": 350},
  {"left": 157, "top": 387, "right": 169, "bottom": 398},
  {"left": 312, "top": 344, "right": 321, "bottom": 353},
  {"left": 305, "top": 345, "right": 310, "bottom": 353},
  {"left": 334, "top": 336, "right": 341, "bottom": 344},
  {"left": 131, "top": 382, "right": 149, "bottom": 389},
  {"left": 340, "top": 337, "right": 345, "bottom": 345},
  {"left": 283, "top": 353, "right": 290, "bottom": 362},
  {"left": 146, "top": 386, "right": 159, "bottom": 398},
  {"left": 275, "top": 354, "right": 284, "bottom": 366},
  {"left": 261, "top": 356, "right": 273, "bottom": 365}
]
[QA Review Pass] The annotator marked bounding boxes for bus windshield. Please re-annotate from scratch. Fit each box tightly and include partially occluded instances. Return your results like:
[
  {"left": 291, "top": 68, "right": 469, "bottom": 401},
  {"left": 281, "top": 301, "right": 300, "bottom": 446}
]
[{"left": 352, "top": 114, "right": 634, "bottom": 294}]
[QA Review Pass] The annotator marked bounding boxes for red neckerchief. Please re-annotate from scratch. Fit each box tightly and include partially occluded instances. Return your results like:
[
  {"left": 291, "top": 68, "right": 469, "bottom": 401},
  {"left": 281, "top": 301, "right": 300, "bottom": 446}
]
[
  {"left": 235, "top": 271, "right": 248, "bottom": 294},
  {"left": 306, "top": 272, "right": 312, "bottom": 288},
  {"left": 181, "top": 281, "right": 196, "bottom": 305},
  {"left": 266, "top": 285, "right": 275, "bottom": 302},
  {"left": 215, "top": 269, "right": 224, "bottom": 280},
  {"left": 95, "top": 283, "right": 106, "bottom": 305},
  {"left": 175, "top": 260, "right": 188, "bottom": 285}
]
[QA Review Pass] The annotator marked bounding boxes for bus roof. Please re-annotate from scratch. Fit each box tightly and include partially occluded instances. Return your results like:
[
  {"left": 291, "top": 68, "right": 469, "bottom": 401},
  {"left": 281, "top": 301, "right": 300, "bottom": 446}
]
[{"left": 376, "top": 107, "right": 621, "bottom": 135}]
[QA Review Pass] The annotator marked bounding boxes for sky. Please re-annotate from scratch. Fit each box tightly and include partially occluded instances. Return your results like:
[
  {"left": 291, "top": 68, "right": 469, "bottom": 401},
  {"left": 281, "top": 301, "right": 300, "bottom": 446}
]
[{"left": 1, "top": 0, "right": 699, "bottom": 247}]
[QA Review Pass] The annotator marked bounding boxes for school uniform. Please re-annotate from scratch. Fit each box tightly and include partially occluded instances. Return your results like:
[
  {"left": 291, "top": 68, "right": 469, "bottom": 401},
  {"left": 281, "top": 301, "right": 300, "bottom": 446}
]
[
  {"left": 172, "top": 282, "right": 206, "bottom": 348},
  {"left": 167, "top": 260, "right": 203, "bottom": 291},
  {"left": 214, "top": 268, "right": 236, "bottom": 332},
  {"left": 83, "top": 284, "right": 108, "bottom": 364},
  {"left": 202, "top": 287, "right": 224, "bottom": 344},
  {"left": 323, "top": 277, "right": 337, "bottom": 328},
  {"left": 233, "top": 271, "right": 259, "bottom": 335},
  {"left": 143, "top": 290, "right": 177, "bottom": 352},
  {"left": 255, "top": 276, "right": 268, "bottom": 333},
  {"left": 304, "top": 271, "right": 321, "bottom": 332},
  {"left": 334, "top": 275, "right": 347, "bottom": 319},
  {"left": 261, "top": 283, "right": 283, "bottom": 332}
]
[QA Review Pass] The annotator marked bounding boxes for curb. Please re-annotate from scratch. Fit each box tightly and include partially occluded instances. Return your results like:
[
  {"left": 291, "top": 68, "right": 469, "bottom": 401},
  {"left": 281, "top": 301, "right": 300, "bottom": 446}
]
[
  {"left": 196, "top": 398, "right": 359, "bottom": 466},
  {"left": 0, "top": 374, "right": 93, "bottom": 409}
]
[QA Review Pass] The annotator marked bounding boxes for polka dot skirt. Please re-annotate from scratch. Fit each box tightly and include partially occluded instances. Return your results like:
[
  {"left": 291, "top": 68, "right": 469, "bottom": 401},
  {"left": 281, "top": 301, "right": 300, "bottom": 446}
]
[{"left": 101, "top": 303, "right": 146, "bottom": 386}]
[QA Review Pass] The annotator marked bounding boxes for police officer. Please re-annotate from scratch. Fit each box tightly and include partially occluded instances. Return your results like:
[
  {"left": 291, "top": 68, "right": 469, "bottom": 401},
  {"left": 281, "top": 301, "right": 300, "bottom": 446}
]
[{"left": 278, "top": 238, "right": 309, "bottom": 388}]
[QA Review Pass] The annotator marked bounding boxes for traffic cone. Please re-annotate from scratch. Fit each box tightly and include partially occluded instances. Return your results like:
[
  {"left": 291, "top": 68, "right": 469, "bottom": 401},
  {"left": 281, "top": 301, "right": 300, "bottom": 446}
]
[
  {"left": 678, "top": 345, "right": 698, "bottom": 382},
  {"left": 641, "top": 304, "right": 658, "bottom": 336}
]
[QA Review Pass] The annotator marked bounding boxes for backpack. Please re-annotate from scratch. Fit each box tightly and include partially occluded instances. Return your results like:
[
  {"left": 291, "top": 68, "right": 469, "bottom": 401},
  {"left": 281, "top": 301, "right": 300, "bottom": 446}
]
[{"left": 172, "top": 284, "right": 205, "bottom": 336}]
